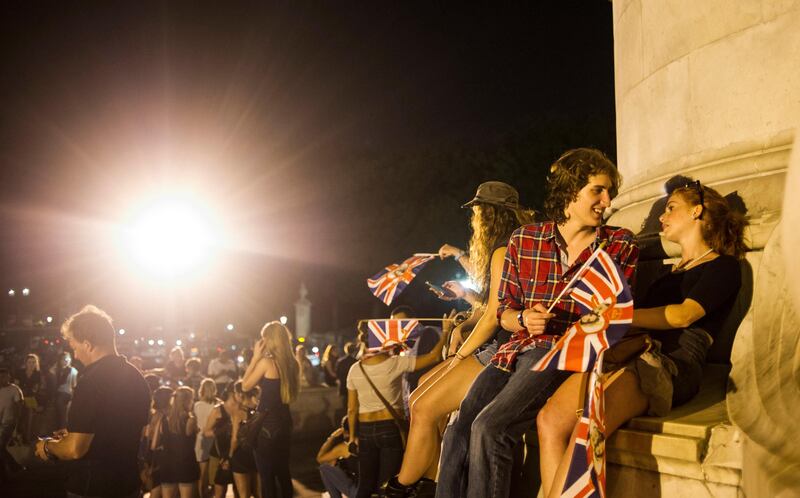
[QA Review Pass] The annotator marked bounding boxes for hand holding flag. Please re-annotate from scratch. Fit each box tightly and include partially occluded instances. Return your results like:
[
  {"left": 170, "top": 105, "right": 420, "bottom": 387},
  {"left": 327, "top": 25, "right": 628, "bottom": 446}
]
[{"left": 367, "top": 254, "right": 435, "bottom": 305}]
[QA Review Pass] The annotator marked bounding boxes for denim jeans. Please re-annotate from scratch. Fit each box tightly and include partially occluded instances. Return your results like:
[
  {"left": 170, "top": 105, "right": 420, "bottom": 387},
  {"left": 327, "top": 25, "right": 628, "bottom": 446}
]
[
  {"left": 436, "top": 346, "right": 570, "bottom": 498},
  {"left": 320, "top": 462, "right": 358, "bottom": 498},
  {"left": 253, "top": 418, "right": 293, "bottom": 498},
  {"left": 355, "top": 420, "right": 404, "bottom": 498}
]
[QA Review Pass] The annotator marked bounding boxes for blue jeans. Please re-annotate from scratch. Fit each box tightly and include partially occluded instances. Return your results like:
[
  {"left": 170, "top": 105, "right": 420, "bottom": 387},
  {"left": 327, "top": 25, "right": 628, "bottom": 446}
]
[
  {"left": 320, "top": 463, "right": 358, "bottom": 498},
  {"left": 436, "top": 347, "right": 570, "bottom": 498},
  {"left": 356, "top": 420, "right": 404, "bottom": 498}
]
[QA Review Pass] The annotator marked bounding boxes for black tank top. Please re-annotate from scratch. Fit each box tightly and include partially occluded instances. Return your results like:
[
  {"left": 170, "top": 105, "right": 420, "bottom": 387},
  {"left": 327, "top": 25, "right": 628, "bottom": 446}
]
[
  {"left": 209, "top": 405, "right": 232, "bottom": 459},
  {"left": 256, "top": 377, "right": 291, "bottom": 424}
]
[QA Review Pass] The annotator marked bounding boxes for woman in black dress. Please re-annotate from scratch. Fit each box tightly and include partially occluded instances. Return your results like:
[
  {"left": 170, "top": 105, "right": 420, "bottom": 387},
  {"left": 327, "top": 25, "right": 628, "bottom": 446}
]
[
  {"left": 242, "top": 321, "right": 301, "bottom": 498},
  {"left": 230, "top": 383, "right": 261, "bottom": 498},
  {"left": 204, "top": 385, "right": 239, "bottom": 498},
  {"left": 537, "top": 180, "right": 747, "bottom": 498},
  {"left": 161, "top": 386, "right": 200, "bottom": 498}
]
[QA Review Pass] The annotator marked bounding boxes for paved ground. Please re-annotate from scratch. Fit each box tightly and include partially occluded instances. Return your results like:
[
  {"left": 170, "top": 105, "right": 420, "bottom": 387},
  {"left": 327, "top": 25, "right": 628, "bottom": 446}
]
[{"left": 5, "top": 433, "right": 329, "bottom": 498}]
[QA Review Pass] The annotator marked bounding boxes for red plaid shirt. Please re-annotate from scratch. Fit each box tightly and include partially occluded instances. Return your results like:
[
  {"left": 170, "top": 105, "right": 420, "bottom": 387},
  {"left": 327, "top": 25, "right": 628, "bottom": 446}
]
[{"left": 491, "top": 221, "right": 638, "bottom": 370}]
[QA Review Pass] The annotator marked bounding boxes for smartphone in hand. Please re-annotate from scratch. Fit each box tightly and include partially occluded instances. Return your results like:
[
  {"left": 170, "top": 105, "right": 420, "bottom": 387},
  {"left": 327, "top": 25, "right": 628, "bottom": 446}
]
[{"left": 426, "top": 281, "right": 457, "bottom": 300}]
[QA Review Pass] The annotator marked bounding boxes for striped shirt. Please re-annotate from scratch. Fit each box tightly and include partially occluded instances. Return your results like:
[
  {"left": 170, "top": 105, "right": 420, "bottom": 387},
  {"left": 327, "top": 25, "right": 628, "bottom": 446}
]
[{"left": 491, "top": 221, "right": 638, "bottom": 370}]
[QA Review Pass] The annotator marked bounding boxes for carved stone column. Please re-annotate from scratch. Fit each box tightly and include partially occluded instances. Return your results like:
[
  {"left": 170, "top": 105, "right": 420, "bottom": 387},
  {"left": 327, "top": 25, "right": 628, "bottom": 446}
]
[{"left": 609, "top": 1, "right": 800, "bottom": 495}]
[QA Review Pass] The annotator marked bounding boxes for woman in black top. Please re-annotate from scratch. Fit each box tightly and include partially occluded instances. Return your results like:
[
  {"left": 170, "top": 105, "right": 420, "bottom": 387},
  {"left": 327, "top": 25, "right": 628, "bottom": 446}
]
[
  {"left": 204, "top": 385, "right": 239, "bottom": 498},
  {"left": 16, "top": 353, "right": 47, "bottom": 443},
  {"left": 230, "top": 383, "right": 260, "bottom": 498},
  {"left": 161, "top": 386, "right": 200, "bottom": 498},
  {"left": 538, "top": 180, "right": 747, "bottom": 498},
  {"left": 242, "top": 321, "right": 301, "bottom": 498}
]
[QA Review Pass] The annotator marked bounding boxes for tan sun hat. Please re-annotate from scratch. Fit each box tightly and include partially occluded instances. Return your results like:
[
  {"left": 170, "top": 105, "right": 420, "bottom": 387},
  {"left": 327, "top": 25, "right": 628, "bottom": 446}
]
[{"left": 461, "top": 181, "right": 520, "bottom": 209}]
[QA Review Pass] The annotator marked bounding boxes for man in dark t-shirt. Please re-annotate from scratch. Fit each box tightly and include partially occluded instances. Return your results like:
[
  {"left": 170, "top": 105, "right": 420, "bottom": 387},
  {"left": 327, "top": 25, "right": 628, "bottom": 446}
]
[{"left": 35, "top": 305, "right": 151, "bottom": 498}]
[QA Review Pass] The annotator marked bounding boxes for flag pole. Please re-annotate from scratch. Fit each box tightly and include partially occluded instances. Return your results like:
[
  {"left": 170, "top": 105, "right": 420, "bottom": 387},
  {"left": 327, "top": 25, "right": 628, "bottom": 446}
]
[
  {"left": 413, "top": 253, "right": 438, "bottom": 258},
  {"left": 546, "top": 240, "right": 608, "bottom": 314}
]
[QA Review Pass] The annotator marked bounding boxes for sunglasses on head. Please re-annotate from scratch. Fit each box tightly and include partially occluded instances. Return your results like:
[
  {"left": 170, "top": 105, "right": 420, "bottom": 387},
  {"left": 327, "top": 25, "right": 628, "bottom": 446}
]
[{"left": 678, "top": 179, "right": 705, "bottom": 219}]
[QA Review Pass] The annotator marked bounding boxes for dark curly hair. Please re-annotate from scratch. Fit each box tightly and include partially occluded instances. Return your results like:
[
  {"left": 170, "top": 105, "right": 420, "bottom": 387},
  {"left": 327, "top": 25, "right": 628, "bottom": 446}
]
[{"left": 543, "top": 148, "right": 621, "bottom": 224}]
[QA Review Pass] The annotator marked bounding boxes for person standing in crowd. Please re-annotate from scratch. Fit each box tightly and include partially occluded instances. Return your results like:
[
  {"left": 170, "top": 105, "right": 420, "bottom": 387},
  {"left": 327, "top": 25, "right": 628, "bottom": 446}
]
[
  {"left": 35, "top": 305, "right": 151, "bottom": 498},
  {"left": 383, "top": 181, "right": 534, "bottom": 498},
  {"left": 164, "top": 347, "right": 188, "bottom": 387},
  {"left": 143, "top": 386, "right": 174, "bottom": 498},
  {"left": 537, "top": 180, "right": 746, "bottom": 498},
  {"left": 185, "top": 358, "right": 205, "bottom": 394},
  {"left": 204, "top": 385, "right": 238, "bottom": 498},
  {"left": 347, "top": 324, "right": 447, "bottom": 498},
  {"left": 194, "top": 378, "right": 218, "bottom": 498},
  {"left": 321, "top": 345, "right": 340, "bottom": 387},
  {"left": 242, "top": 321, "right": 301, "bottom": 498},
  {"left": 335, "top": 343, "right": 358, "bottom": 411},
  {"left": 50, "top": 351, "right": 78, "bottom": 431},
  {"left": 16, "top": 353, "right": 47, "bottom": 443},
  {"left": 317, "top": 416, "right": 358, "bottom": 498},
  {"left": 0, "top": 367, "right": 24, "bottom": 482},
  {"left": 229, "top": 383, "right": 261, "bottom": 498},
  {"left": 208, "top": 350, "right": 238, "bottom": 394},
  {"left": 160, "top": 386, "right": 200, "bottom": 498},
  {"left": 435, "top": 148, "right": 639, "bottom": 498},
  {"left": 295, "top": 344, "right": 319, "bottom": 387}
]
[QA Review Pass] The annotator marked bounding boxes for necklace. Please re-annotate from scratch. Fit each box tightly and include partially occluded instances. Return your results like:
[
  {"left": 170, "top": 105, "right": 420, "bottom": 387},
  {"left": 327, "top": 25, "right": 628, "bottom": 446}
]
[{"left": 673, "top": 248, "right": 714, "bottom": 272}]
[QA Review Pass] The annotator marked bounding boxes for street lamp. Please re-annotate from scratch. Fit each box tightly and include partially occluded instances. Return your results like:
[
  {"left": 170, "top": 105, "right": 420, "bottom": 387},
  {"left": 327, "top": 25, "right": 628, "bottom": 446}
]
[
  {"left": 118, "top": 328, "right": 126, "bottom": 335},
  {"left": 22, "top": 288, "right": 30, "bottom": 296},
  {"left": 7, "top": 289, "right": 14, "bottom": 297},
  {"left": 279, "top": 316, "right": 288, "bottom": 325},
  {"left": 226, "top": 323, "right": 234, "bottom": 332},
  {"left": 46, "top": 316, "right": 53, "bottom": 324}
]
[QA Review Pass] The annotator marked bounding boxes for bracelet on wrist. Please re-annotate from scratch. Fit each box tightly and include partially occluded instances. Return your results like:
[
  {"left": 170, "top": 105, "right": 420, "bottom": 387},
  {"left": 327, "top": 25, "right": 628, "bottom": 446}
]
[
  {"left": 454, "top": 250, "right": 466, "bottom": 260},
  {"left": 43, "top": 439, "right": 56, "bottom": 460},
  {"left": 517, "top": 310, "right": 525, "bottom": 328}
]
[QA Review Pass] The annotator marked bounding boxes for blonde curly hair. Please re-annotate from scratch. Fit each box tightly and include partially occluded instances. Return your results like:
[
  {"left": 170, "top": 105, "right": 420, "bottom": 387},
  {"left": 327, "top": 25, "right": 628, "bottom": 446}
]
[{"left": 468, "top": 203, "right": 535, "bottom": 301}]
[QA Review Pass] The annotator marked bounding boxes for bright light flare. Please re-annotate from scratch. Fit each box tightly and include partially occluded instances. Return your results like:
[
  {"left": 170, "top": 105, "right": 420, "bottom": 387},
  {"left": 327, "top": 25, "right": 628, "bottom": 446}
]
[
  {"left": 124, "top": 199, "right": 218, "bottom": 278},
  {"left": 279, "top": 316, "right": 288, "bottom": 325}
]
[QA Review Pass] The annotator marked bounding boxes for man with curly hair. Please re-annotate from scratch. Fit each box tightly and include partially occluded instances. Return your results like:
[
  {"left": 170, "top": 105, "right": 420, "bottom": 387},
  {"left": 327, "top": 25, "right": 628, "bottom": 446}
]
[{"left": 435, "top": 148, "right": 639, "bottom": 498}]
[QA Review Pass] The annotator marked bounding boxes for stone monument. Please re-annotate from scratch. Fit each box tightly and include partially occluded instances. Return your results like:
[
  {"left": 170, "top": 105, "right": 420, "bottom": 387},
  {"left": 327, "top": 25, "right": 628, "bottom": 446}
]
[
  {"left": 609, "top": 1, "right": 800, "bottom": 496},
  {"left": 294, "top": 282, "right": 311, "bottom": 338}
]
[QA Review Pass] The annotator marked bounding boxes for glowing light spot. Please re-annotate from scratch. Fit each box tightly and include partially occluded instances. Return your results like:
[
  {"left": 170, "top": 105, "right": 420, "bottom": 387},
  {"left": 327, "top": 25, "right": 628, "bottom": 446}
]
[
  {"left": 148, "top": 339, "right": 155, "bottom": 346},
  {"left": 226, "top": 323, "right": 234, "bottom": 332},
  {"left": 279, "top": 316, "right": 288, "bottom": 325},
  {"left": 118, "top": 328, "right": 126, "bottom": 335},
  {"left": 298, "top": 337, "right": 305, "bottom": 343}
]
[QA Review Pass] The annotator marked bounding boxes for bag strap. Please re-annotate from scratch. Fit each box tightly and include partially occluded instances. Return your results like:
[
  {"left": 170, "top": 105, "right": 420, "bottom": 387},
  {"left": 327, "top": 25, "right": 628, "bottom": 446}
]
[{"left": 358, "top": 361, "right": 405, "bottom": 424}]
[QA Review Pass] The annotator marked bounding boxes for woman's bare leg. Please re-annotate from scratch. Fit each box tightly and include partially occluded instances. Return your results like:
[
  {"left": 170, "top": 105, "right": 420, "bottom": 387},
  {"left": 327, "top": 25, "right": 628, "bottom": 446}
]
[
  {"left": 198, "top": 461, "right": 209, "bottom": 498},
  {"left": 178, "top": 482, "right": 197, "bottom": 498},
  {"left": 234, "top": 472, "right": 251, "bottom": 498},
  {"left": 408, "top": 357, "right": 452, "bottom": 407},
  {"left": 161, "top": 483, "right": 177, "bottom": 498},
  {"left": 537, "top": 373, "right": 587, "bottom": 497},
  {"left": 396, "top": 356, "right": 483, "bottom": 485},
  {"left": 213, "top": 484, "right": 226, "bottom": 498},
  {"left": 544, "top": 371, "right": 648, "bottom": 498}
]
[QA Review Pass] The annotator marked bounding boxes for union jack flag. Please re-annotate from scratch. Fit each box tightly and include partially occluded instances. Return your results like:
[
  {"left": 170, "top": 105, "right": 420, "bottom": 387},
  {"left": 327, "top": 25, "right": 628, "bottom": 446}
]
[
  {"left": 365, "top": 319, "right": 421, "bottom": 352},
  {"left": 532, "top": 248, "right": 633, "bottom": 373},
  {"left": 531, "top": 247, "right": 633, "bottom": 498},
  {"left": 560, "top": 374, "right": 608, "bottom": 498},
  {"left": 367, "top": 255, "right": 434, "bottom": 306}
]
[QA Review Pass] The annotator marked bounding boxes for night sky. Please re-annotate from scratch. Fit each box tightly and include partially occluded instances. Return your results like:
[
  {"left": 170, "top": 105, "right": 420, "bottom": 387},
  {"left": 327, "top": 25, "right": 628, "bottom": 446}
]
[{"left": 0, "top": 2, "right": 617, "bottom": 341}]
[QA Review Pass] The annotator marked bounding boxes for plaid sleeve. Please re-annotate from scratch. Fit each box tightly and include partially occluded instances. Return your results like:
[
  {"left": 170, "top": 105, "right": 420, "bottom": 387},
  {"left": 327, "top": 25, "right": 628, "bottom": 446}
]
[{"left": 496, "top": 228, "right": 524, "bottom": 323}]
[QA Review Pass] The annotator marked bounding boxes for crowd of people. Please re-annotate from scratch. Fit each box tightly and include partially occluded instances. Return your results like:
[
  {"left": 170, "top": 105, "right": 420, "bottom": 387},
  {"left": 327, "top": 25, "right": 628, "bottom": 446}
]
[{"left": 0, "top": 147, "right": 748, "bottom": 498}]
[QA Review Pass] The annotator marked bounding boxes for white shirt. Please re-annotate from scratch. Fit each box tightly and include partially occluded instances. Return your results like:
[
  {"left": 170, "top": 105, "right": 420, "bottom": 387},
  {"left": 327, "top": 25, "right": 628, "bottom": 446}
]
[
  {"left": 0, "top": 384, "right": 23, "bottom": 425},
  {"left": 346, "top": 356, "right": 414, "bottom": 414},
  {"left": 207, "top": 358, "right": 237, "bottom": 384}
]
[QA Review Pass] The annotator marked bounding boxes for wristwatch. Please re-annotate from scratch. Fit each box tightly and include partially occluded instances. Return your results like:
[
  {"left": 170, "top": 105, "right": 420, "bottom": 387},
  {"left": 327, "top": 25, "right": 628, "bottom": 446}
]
[{"left": 517, "top": 310, "right": 525, "bottom": 328}]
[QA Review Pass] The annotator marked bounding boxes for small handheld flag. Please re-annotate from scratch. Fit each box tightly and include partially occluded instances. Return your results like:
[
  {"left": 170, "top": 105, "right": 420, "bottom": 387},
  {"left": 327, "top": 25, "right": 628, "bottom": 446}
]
[{"left": 367, "top": 254, "right": 434, "bottom": 305}]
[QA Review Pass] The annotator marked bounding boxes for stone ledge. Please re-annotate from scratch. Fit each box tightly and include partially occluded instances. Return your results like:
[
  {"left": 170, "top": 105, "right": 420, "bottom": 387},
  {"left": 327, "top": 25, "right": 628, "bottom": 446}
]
[{"left": 606, "top": 365, "right": 743, "bottom": 491}]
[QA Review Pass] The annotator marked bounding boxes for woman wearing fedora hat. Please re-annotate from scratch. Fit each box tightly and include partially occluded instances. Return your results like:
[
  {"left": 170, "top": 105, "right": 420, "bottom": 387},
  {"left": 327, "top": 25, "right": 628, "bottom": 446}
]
[{"left": 381, "top": 181, "right": 534, "bottom": 498}]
